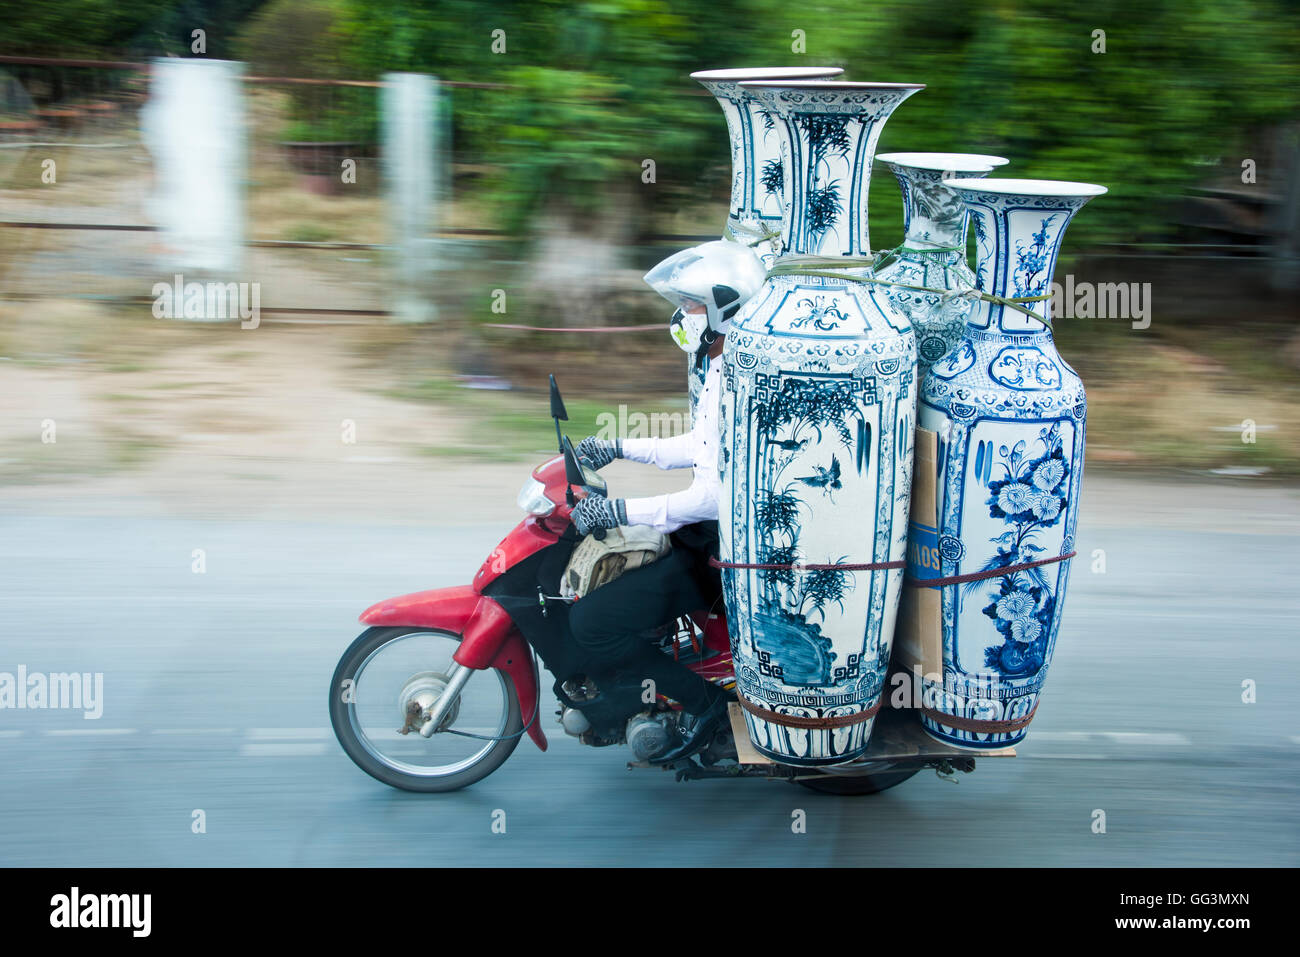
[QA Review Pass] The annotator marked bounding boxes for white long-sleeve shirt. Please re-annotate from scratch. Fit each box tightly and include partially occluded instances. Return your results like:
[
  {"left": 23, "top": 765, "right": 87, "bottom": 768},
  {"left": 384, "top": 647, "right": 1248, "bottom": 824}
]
[{"left": 621, "top": 358, "right": 722, "bottom": 534}]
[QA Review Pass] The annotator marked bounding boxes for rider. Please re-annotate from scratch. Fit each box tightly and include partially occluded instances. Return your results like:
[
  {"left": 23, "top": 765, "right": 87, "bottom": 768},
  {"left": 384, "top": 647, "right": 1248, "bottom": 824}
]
[{"left": 568, "top": 240, "right": 766, "bottom": 762}]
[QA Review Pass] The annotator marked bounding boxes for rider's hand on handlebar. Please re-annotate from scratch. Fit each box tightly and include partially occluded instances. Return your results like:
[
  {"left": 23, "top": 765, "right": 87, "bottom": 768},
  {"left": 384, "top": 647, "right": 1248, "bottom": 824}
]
[
  {"left": 575, "top": 436, "right": 622, "bottom": 471},
  {"left": 571, "top": 493, "right": 628, "bottom": 536}
]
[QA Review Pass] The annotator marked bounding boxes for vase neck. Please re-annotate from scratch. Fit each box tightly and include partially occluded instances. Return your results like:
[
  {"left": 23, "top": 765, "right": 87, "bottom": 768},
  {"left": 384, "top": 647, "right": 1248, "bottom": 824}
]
[
  {"left": 698, "top": 80, "right": 785, "bottom": 238},
  {"left": 890, "top": 165, "right": 985, "bottom": 250},
  {"left": 746, "top": 85, "right": 920, "bottom": 257},
  {"left": 963, "top": 194, "right": 1095, "bottom": 335}
]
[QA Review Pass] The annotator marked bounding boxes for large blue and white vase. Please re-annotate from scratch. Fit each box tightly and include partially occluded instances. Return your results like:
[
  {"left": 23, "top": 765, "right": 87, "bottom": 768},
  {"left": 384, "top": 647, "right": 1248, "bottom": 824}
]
[
  {"left": 686, "top": 67, "right": 843, "bottom": 423},
  {"left": 874, "top": 152, "right": 1009, "bottom": 378},
  {"left": 718, "top": 80, "right": 924, "bottom": 765},
  {"left": 917, "top": 177, "right": 1106, "bottom": 750}
]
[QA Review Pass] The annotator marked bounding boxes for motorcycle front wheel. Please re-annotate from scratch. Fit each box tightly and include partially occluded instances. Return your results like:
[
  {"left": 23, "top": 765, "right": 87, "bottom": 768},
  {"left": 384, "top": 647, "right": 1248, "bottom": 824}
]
[{"left": 329, "top": 627, "right": 524, "bottom": 792}]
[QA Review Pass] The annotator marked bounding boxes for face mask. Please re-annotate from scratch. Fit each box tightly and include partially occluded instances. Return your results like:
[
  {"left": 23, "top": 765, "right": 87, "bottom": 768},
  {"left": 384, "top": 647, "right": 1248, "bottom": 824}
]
[{"left": 668, "top": 308, "right": 710, "bottom": 355}]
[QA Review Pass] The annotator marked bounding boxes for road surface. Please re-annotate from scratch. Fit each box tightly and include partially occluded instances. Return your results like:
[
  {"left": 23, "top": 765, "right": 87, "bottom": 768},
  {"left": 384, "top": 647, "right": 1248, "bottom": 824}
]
[{"left": 0, "top": 469, "right": 1297, "bottom": 866}]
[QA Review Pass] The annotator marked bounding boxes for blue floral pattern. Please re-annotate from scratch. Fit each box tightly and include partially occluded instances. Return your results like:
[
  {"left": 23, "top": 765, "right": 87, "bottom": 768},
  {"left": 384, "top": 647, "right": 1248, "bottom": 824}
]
[
  {"left": 975, "top": 424, "right": 1069, "bottom": 678},
  {"left": 1013, "top": 216, "right": 1057, "bottom": 297}
]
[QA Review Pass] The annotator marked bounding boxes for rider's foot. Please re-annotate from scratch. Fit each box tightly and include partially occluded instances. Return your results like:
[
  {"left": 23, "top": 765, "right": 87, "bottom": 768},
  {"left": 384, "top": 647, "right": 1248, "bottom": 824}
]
[{"left": 651, "top": 694, "right": 733, "bottom": 765}]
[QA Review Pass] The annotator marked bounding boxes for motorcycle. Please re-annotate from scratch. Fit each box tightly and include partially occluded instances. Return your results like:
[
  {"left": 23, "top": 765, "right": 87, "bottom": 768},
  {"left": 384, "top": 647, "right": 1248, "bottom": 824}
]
[{"left": 329, "top": 377, "right": 1008, "bottom": 794}]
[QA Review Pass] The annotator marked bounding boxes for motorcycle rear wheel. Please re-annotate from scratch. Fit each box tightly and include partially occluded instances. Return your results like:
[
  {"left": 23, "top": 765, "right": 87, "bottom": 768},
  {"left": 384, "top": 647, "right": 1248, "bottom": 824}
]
[
  {"left": 330, "top": 626, "right": 523, "bottom": 792},
  {"left": 796, "top": 764, "right": 920, "bottom": 795}
]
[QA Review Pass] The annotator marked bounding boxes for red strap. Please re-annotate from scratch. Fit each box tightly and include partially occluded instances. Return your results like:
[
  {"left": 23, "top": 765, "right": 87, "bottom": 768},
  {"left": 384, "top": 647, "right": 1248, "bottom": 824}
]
[
  {"left": 906, "top": 551, "right": 1076, "bottom": 589},
  {"left": 736, "top": 691, "right": 882, "bottom": 729},
  {"left": 921, "top": 701, "right": 1039, "bottom": 734},
  {"left": 484, "top": 322, "right": 668, "bottom": 333}
]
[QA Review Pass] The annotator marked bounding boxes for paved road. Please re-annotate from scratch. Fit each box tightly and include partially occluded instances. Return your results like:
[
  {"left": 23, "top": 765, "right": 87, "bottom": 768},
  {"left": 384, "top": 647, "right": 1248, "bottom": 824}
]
[{"left": 1, "top": 474, "right": 1297, "bottom": 866}]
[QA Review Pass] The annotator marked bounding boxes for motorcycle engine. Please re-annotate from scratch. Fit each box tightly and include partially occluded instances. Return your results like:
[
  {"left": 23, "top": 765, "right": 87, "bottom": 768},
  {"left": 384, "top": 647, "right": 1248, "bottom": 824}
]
[
  {"left": 559, "top": 706, "right": 591, "bottom": 737},
  {"left": 625, "top": 711, "right": 678, "bottom": 761}
]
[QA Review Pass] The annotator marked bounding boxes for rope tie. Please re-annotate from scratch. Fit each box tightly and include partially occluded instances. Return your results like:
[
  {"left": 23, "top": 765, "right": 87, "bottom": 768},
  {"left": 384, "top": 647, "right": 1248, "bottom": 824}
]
[
  {"left": 724, "top": 222, "right": 783, "bottom": 249},
  {"left": 866, "top": 242, "right": 964, "bottom": 273},
  {"left": 765, "top": 253, "right": 1055, "bottom": 327},
  {"left": 710, "top": 556, "right": 905, "bottom": 572}
]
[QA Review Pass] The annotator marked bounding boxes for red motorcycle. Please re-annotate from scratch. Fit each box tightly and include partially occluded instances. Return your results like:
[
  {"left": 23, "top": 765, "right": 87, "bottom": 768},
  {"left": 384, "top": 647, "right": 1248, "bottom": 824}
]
[{"left": 329, "top": 378, "right": 990, "bottom": 794}]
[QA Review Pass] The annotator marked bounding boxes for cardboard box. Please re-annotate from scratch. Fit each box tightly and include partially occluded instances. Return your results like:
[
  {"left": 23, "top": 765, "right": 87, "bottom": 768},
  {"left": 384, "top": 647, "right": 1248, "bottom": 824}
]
[{"left": 896, "top": 426, "right": 943, "bottom": 679}]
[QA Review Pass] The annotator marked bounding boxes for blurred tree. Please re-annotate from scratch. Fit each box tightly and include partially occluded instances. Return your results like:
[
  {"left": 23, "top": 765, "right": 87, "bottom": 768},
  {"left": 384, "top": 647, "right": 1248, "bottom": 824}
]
[
  {"left": 795, "top": 0, "right": 1300, "bottom": 247},
  {"left": 0, "top": 0, "right": 270, "bottom": 59},
  {"left": 235, "top": 0, "right": 378, "bottom": 143},
  {"left": 3, "top": 0, "right": 1298, "bottom": 247},
  {"left": 335, "top": 0, "right": 763, "bottom": 240}
]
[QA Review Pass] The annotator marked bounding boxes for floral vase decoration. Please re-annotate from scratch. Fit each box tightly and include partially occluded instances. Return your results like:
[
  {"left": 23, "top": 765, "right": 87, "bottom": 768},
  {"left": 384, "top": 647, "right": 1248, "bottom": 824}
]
[
  {"left": 686, "top": 67, "right": 844, "bottom": 423},
  {"left": 717, "top": 79, "right": 924, "bottom": 765},
  {"left": 915, "top": 177, "right": 1106, "bottom": 750},
  {"left": 874, "top": 152, "right": 1009, "bottom": 378}
]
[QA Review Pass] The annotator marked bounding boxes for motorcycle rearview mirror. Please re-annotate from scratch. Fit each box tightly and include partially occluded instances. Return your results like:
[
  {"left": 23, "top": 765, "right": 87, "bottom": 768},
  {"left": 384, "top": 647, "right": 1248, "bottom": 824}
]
[
  {"left": 561, "top": 435, "right": 585, "bottom": 489},
  {"left": 549, "top": 374, "right": 568, "bottom": 452},
  {"left": 562, "top": 435, "right": 605, "bottom": 540},
  {"left": 549, "top": 374, "right": 569, "bottom": 421}
]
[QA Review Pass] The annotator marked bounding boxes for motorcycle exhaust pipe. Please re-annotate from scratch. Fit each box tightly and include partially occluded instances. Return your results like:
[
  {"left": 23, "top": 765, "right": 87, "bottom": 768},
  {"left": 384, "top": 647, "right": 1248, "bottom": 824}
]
[{"left": 419, "top": 663, "right": 472, "bottom": 738}]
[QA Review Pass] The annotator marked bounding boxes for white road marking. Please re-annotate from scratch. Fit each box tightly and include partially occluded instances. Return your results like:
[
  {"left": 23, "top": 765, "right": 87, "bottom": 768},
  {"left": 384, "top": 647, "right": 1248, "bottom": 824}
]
[
  {"left": 1021, "top": 753, "right": 1108, "bottom": 760},
  {"left": 151, "top": 728, "right": 237, "bottom": 735},
  {"left": 246, "top": 728, "right": 331, "bottom": 739},
  {"left": 240, "top": 742, "right": 328, "bottom": 757},
  {"left": 44, "top": 728, "right": 138, "bottom": 736},
  {"left": 0, "top": 730, "right": 24, "bottom": 738},
  {"left": 1099, "top": 731, "right": 1190, "bottom": 745},
  {"left": 1029, "top": 731, "right": 1190, "bottom": 745}
]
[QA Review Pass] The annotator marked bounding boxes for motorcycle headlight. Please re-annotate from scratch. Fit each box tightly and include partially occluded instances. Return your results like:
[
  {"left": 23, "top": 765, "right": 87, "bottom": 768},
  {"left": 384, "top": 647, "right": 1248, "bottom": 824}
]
[{"left": 516, "top": 478, "right": 555, "bottom": 516}]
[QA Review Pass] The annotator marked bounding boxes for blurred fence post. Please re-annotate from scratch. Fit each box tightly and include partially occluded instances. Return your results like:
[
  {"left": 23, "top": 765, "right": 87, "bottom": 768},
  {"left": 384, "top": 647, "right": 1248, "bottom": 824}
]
[
  {"left": 382, "top": 72, "right": 439, "bottom": 323},
  {"left": 1271, "top": 122, "right": 1300, "bottom": 294},
  {"left": 140, "top": 58, "right": 246, "bottom": 282}
]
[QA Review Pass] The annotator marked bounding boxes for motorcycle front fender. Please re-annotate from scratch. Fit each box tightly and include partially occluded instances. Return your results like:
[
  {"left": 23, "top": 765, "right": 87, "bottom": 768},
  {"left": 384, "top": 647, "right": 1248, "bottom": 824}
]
[{"left": 360, "top": 585, "right": 548, "bottom": 752}]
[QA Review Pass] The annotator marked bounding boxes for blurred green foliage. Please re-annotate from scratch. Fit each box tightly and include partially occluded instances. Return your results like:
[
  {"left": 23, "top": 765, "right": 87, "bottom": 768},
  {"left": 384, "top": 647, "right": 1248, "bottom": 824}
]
[
  {"left": 335, "top": 0, "right": 1300, "bottom": 246},
  {"left": 0, "top": 0, "right": 267, "bottom": 58},
  {"left": 4, "top": 0, "right": 1299, "bottom": 245}
]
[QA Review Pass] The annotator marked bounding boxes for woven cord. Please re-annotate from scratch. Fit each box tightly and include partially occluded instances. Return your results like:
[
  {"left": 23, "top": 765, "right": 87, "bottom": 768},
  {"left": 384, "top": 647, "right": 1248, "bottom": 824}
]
[{"left": 766, "top": 253, "right": 1054, "bottom": 327}]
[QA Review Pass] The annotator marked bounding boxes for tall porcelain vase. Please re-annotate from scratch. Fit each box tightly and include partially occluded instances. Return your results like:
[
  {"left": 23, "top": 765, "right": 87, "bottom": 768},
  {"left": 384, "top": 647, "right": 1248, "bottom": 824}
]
[
  {"left": 917, "top": 178, "right": 1106, "bottom": 750},
  {"left": 718, "top": 80, "right": 924, "bottom": 765},
  {"left": 874, "top": 152, "right": 1009, "bottom": 378},
  {"left": 685, "top": 67, "right": 843, "bottom": 422}
]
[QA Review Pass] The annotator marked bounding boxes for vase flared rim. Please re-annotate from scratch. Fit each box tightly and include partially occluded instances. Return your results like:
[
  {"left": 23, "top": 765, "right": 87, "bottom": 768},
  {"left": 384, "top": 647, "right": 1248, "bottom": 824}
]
[
  {"left": 944, "top": 177, "right": 1108, "bottom": 198},
  {"left": 877, "top": 151, "right": 1010, "bottom": 173},
  {"left": 740, "top": 79, "right": 925, "bottom": 91},
  {"left": 691, "top": 67, "right": 844, "bottom": 82}
]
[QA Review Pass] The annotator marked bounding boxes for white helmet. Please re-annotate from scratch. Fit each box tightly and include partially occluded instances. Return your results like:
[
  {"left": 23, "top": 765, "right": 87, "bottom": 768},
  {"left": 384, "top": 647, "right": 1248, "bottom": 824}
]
[{"left": 644, "top": 240, "right": 767, "bottom": 355}]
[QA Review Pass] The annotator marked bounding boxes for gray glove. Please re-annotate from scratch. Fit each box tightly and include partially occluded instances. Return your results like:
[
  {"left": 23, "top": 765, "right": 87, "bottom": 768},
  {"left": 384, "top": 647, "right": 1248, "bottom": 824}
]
[
  {"left": 572, "top": 493, "right": 628, "bottom": 536},
  {"left": 575, "top": 436, "right": 622, "bottom": 470}
]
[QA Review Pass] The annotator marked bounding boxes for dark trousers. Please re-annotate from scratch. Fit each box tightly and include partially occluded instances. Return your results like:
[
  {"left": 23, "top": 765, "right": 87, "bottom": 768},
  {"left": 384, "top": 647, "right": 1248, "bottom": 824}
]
[{"left": 568, "top": 522, "right": 725, "bottom": 715}]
